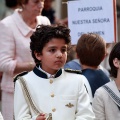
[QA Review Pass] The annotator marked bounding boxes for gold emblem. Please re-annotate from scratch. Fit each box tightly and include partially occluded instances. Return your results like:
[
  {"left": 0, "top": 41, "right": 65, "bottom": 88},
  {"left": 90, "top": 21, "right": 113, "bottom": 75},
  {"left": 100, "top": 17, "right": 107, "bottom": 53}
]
[{"left": 65, "top": 103, "right": 74, "bottom": 108}]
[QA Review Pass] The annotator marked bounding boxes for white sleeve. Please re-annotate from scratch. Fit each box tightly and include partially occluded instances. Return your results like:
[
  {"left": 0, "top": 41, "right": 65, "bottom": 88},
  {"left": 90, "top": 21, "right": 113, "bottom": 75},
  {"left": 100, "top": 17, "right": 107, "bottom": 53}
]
[
  {"left": 37, "top": 16, "right": 51, "bottom": 25},
  {"left": 46, "top": 17, "right": 51, "bottom": 25},
  {"left": 0, "top": 112, "right": 4, "bottom": 120},
  {"left": 14, "top": 80, "right": 37, "bottom": 120},
  {"left": 92, "top": 88, "right": 105, "bottom": 120},
  {"left": 0, "top": 23, "right": 17, "bottom": 75},
  {"left": 75, "top": 76, "right": 95, "bottom": 120}
]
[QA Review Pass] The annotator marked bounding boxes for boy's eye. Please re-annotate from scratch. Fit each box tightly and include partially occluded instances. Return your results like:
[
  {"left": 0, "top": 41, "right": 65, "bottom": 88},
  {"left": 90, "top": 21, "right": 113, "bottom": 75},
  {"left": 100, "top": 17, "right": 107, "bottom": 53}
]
[
  {"left": 49, "top": 49, "right": 56, "bottom": 52},
  {"left": 61, "top": 48, "right": 67, "bottom": 53},
  {"left": 32, "top": 0, "right": 44, "bottom": 3}
]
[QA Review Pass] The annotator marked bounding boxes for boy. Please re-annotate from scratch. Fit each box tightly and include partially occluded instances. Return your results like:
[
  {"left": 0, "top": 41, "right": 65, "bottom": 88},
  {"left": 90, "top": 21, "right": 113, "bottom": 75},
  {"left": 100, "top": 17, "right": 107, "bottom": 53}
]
[
  {"left": 14, "top": 25, "right": 95, "bottom": 120},
  {"left": 76, "top": 33, "right": 110, "bottom": 102}
]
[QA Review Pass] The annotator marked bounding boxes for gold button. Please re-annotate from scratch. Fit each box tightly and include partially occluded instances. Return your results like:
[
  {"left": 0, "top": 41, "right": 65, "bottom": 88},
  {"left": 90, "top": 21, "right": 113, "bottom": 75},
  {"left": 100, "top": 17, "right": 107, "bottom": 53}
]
[
  {"left": 52, "top": 108, "right": 56, "bottom": 112},
  {"left": 50, "top": 79, "right": 53, "bottom": 84},
  {"left": 51, "top": 93, "right": 54, "bottom": 97}
]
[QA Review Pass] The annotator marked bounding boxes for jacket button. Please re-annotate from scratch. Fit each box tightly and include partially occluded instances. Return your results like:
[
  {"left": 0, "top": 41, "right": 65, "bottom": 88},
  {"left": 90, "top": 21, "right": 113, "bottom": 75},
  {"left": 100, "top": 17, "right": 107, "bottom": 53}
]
[
  {"left": 51, "top": 93, "right": 54, "bottom": 97},
  {"left": 52, "top": 108, "right": 56, "bottom": 112},
  {"left": 50, "top": 79, "right": 53, "bottom": 84}
]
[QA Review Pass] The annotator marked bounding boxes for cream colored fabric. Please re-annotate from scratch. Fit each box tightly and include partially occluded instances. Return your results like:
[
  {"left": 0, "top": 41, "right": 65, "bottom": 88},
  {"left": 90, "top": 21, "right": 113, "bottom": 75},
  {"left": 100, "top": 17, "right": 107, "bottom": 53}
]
[
  {"left": 0, "top": 112, "right": 4, "bottom": 120},
  {"left": 92, "top": 81, "right": 120, "bottom": 120}
]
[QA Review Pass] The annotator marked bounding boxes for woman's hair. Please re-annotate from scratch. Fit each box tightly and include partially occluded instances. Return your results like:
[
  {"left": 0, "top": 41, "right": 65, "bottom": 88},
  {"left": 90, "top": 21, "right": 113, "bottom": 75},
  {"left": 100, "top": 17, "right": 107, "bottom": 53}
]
[
  {"left": 17, "top": 0, "right": 28, "bottom": 6},
  {"left": 109, "top": 42, "right": 120, "bottom": 78},
  {"left": 30, "top": 24, "right": 71, "bottom": 63},
  {"left": 76, "top": 33, "right": 106, "bottom": 67}
]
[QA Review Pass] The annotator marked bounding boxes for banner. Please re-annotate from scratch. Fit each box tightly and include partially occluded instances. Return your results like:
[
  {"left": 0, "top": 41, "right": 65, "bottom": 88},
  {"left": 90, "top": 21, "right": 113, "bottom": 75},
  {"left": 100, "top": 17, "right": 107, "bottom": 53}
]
[{"left": 68, "top": 0, "right": 117, "bottom": 44}]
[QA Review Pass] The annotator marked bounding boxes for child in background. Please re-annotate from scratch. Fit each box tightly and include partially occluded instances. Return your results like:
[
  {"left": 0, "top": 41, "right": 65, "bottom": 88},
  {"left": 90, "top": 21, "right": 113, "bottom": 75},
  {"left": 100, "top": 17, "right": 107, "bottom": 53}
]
[
  {"left": 42, "top": 0, "right": 68, "bottom": 25},
  {"left": 14, "top": 25, "right": 95, "bottom": 120},
  {"left": 76, "top": 33, "right": 110, "bottom": 102},
  {"left": 92, "top": 42, "right": 120, "bottom": 120}
]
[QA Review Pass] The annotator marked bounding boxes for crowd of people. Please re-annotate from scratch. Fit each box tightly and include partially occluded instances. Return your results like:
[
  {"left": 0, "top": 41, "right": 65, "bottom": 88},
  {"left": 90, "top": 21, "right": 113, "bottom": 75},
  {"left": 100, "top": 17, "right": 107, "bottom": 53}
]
[{"left": 0, "top": 0, "right": 120, "bottom": 120}]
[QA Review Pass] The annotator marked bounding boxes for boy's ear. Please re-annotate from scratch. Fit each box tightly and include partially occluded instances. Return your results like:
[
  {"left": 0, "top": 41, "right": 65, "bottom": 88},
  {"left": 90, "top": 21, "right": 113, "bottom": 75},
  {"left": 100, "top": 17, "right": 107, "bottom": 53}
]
[
  {"left": 113, "top": 58, "right": 120, "bottom": 68},
  {"left": 34, "top": 51, "right": 42, "bottom": 61}
]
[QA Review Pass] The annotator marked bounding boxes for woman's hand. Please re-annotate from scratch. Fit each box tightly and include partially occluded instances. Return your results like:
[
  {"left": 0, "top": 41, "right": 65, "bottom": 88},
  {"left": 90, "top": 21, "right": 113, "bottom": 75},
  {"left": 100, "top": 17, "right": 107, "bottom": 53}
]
[
  {"left": 14, "top": 62, "right": 35, "bottom": 74},
  {"left": 36, "top": 113, "right": 46, "bottom": 120}
]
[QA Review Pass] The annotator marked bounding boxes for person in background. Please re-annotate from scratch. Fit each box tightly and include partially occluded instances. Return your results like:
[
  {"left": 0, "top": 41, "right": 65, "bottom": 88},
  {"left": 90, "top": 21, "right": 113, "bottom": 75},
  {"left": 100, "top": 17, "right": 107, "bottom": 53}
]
[
  {"left": 0, "top": 0, "right": 50, "bottom": 120},
  {"left": 42, "top": 0, "right": 68, "bottom": 25},
  {"left": 4, "top": 0, "right": 18, "bottom": 16},
  {"left": 0, "top": 22, "right": 10, "bottom": 120},
  {"left": 41, "top": 0, "right": 55, "bottom": 24},
  {"left": 92, "top": 42, "right": 120, "bottom": 120},
  {"left": 0, "top": 0, "right": 6, "bottom": 20},
  {"left": 64, "top": 44, "right": 110, "bottom": 78},
  {"left": 0, "top": 0, "right": 18, "bottom": 20},
  {"left": 75, "top": 33, "right": 110, "bottom": 103},
  {"left": 14, "top": 24, "right": 95, "bottom": 120}
]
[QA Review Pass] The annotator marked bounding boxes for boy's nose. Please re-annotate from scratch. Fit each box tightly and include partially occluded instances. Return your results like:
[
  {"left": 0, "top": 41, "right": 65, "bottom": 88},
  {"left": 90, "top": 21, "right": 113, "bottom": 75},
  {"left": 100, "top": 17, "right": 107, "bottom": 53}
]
[{"left": 56, "top": 51, "right": 62, "bottom": 58}]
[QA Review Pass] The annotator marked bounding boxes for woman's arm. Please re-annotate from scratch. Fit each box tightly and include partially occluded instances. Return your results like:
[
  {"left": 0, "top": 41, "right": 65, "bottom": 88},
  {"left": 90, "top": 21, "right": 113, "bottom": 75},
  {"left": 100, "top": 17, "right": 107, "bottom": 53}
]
[
  {"left": 0, "top": 23, "right": 16, "bottom": 75},
  {"left": 0, "top": 23, "right": 35, "bottom": 75},
  {"left": 14, "top": 62, "right": 35, "bottom": 74}
]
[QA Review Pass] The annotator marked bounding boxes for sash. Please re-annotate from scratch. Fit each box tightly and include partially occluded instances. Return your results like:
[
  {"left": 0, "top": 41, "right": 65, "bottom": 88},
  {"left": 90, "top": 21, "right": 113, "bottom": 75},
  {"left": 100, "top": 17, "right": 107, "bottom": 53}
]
[{"left": 103, "top": 81, "right": 120, "bottom": 110}]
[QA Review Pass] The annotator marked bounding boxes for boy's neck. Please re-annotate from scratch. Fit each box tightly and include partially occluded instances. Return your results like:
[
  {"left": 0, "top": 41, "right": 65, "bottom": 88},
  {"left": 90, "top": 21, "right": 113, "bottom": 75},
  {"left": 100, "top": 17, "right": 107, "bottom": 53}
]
[{"left": 82, "top": 64, "right": 99, "bottom": 70}]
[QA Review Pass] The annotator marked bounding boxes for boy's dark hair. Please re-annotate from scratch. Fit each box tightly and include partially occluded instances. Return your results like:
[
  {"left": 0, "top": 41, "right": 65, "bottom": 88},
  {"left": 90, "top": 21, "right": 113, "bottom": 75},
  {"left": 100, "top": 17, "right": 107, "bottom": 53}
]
[
  {"left": 76, "top": 33, "right": 106, "bottom": 67},
  {"left": 109, "top": 42, "right": 120, "bottom": 78},
  {"left": 30, "top": 25, "right": 71, "bottom": 63}
]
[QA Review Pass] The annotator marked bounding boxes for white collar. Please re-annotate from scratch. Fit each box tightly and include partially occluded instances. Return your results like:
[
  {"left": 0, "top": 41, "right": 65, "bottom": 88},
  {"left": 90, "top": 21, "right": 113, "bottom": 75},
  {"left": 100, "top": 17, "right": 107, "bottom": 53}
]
[
  {"left": 38, "top": 66, "right": 55, "bottom": 78},
  {"left": 12, "top": 9, "right": 36, "bottom": 37}
]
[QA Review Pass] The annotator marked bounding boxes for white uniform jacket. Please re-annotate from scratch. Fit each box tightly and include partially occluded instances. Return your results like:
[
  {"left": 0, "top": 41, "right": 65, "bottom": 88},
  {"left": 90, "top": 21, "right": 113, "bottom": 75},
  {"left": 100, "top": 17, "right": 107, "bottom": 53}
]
[
  {"left": 14, "top": 66, "right": 95, "bottom": 120},
  {"left": 92, "top": 81, "right": 120, "bottom": 120}
]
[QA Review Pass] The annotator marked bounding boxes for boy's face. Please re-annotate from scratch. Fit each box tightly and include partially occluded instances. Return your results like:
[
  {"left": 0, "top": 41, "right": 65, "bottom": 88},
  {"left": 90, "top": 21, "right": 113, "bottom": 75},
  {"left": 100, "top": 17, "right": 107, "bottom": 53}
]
[{"left": 35, "top": 38, "right": 68, "bottom": 74}]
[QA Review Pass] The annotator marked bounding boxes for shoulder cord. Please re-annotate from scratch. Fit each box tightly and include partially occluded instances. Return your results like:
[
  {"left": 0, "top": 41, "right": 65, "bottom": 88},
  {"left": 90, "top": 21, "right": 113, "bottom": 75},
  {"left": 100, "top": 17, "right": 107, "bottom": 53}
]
[
  {"left": 19, "top": 77, "right": 41, "bottom": 115},
  {"left": 18, "top": 77, "right": 52, "bottom": 120}
]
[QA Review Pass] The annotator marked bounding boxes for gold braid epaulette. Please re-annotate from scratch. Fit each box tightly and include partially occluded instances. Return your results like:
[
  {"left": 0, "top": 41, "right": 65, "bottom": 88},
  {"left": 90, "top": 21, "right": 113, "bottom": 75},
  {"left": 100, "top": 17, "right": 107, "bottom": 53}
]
[
  {"left": 64, "top": 68, "right": 82, "bottom": 74},
  {"left": 13, "top": 71, "right": 28, "bottom": 83}
]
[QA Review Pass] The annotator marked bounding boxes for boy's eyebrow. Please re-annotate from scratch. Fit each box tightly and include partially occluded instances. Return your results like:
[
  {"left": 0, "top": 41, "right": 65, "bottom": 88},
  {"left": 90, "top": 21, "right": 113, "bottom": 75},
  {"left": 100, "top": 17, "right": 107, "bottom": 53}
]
[{"left": 48, "top": 46, "right": 67, "bottom": 48}]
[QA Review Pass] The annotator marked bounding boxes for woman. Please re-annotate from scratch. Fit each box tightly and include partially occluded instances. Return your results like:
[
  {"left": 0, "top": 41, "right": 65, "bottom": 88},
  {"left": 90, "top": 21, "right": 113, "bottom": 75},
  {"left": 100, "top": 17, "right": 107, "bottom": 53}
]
[
  {"left": 0, "top": 0, "right": 50, "bottom": 120},
  {"left": 92, "top": 42, "right": 120, "bottom": 120}
]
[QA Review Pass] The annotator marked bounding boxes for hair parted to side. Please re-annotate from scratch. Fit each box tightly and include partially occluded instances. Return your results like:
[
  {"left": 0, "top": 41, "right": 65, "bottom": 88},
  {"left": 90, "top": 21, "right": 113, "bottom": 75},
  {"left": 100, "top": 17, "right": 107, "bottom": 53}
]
[
  {"left": 17, "top": 0, "right": 28, "bottom": 6},
  {"left": 30, "top": 24, "right": 71, "bottom": 63},
  {"left": 109, "top": 42, "right": 120, "bottom": 78},
  {"left": 76, "top": 33, "right": 106, "bottom": 67}
]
